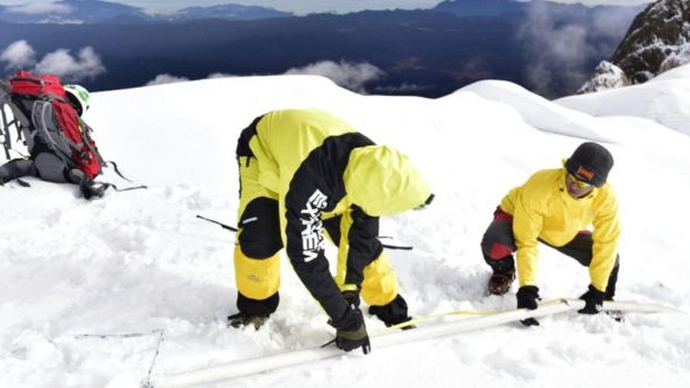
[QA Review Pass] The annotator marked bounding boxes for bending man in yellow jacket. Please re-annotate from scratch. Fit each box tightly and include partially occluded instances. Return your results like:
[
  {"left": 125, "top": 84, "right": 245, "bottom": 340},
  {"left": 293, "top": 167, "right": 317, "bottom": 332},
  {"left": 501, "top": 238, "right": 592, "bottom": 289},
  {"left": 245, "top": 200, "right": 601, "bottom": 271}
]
[
  {"left": 230, "top": 109, "right": 433, "bottom": 353},
  {"left": 480, "top": 142, "right": 620, "bottom": 325}
]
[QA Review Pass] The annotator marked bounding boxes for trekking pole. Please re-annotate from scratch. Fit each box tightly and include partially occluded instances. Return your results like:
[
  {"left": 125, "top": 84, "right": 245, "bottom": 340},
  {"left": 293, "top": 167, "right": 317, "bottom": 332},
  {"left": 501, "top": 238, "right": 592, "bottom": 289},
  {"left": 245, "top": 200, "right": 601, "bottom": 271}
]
[
  {"left": 378, "top": 236, "right": 414, "bottom": 251},
  {"left": 194, "top": 216, "right": 412, "bottom": 248},
  {"left": 196, "top": 215, "right": 238, "bottom": 232},
  {"left": 1, "top": 105, "right": 12, "bottom": 160}
]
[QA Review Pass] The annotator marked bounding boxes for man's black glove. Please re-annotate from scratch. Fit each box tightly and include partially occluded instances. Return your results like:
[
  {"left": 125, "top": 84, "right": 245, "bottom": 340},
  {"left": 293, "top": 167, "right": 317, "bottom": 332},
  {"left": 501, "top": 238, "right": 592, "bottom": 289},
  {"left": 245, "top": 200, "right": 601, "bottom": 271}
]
[
  {"left": 516, "top": 285, "right": 541, "bottom": 327},
  {"left": 578, "top": 284, "right": 605, "bottom": 314},
  {"left": 342, "top": 290, "right": 361, "bottom": 308},
  {"left": 332, "top": 304, "right": 370, "bottom": 355}
]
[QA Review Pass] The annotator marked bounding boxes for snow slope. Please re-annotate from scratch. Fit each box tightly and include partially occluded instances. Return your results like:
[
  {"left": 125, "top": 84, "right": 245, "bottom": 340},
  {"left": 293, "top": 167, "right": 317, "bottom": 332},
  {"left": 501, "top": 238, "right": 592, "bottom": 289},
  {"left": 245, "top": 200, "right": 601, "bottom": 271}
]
[
  {"left": 1, "top": 73, "right": 690, "bottom": 388},
  {"left": 556, "top": 63, "right": 690, "bottom": 137}
]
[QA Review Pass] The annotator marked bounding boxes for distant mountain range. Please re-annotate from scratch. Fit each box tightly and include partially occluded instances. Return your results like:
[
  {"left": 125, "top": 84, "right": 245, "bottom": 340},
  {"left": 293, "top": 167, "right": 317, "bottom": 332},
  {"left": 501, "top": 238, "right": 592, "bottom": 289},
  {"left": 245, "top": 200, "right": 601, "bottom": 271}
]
[
  {"left": 0, "top": 0, "right": 292, "bottom": 24},
  {"left": 0, "top": 0, "right": 644, "bottom": 99},
  {"left": 435, "top": 0, "right": 643, "bottom": 18}
]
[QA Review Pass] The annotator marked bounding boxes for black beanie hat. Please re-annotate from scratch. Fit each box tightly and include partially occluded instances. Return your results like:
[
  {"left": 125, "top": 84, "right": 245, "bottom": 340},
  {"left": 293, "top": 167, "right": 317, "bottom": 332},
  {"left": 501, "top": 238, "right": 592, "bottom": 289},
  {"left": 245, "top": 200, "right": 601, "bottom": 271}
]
[{"left": 565, "top": 142, "right": 614, "bottom": 187}]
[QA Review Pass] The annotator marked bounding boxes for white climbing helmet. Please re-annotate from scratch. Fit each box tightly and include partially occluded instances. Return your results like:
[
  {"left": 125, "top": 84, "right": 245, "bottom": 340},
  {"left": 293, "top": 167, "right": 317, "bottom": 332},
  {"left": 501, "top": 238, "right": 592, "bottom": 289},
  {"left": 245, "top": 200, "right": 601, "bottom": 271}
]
[{"left": 64, "top": 84, "right": 90, "bottom": 117}]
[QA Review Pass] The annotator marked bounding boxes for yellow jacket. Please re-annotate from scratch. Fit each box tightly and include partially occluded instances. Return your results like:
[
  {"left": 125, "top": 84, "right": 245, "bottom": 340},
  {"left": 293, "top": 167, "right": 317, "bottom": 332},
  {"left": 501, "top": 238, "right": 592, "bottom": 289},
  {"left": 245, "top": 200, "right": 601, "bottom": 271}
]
[
  {"left": 246, "top": 109, "right": 432, "bottom": 323},
  {"left": 250, "top": 109, "right": 432, "bottom": 232},
  {"left": 500, "top": 168, "right": 620, "bottom": 291}
]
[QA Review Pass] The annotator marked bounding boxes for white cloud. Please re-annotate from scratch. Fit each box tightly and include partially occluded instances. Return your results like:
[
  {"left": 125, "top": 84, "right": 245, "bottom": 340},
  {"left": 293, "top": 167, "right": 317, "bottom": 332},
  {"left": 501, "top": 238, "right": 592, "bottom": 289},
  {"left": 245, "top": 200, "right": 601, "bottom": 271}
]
[
  {"left": 0, "top": 40, "right": 36, "bottom": 69},
  {"left": 284, "top": 60, "right": 384, "bottom": 93},
  {"left": 34, "top": 47, "right": 106, "bottom": 81},
  {"left": 146, "top": 74, "right": 190, "bottom": 86},
  {"left": 6, "top": 3, "right": 72, "bottom": 15},
  {"left": 207, "top": 72, "right": 239, "bottom": 79},
  {"left": 518, "top": 3, "right": 602, "bottom": 95}
]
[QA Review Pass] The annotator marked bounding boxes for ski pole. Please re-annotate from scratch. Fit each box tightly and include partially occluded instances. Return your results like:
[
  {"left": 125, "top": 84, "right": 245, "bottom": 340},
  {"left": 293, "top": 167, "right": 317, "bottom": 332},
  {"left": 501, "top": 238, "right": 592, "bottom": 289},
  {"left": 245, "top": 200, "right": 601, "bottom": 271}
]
[
  {"left": 196, "top": 215, "right": 238, "bottom": 232},
  {"left": 194, "top": 215, "right": 412, "bottom": 248},
  {"left": 378, "top": 236, "right": 414, "bottom": 250}
]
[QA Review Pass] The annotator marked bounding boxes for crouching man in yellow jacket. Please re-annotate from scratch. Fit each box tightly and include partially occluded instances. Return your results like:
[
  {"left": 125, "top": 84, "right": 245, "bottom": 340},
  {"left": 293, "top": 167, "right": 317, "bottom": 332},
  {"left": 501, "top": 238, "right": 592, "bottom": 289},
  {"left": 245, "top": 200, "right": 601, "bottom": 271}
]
[
  {"left": 480, "top": 142, "right": 620, "bottom": 325},
  {"left": 229, "top": 109, "right": 433, "bottom": 353}
]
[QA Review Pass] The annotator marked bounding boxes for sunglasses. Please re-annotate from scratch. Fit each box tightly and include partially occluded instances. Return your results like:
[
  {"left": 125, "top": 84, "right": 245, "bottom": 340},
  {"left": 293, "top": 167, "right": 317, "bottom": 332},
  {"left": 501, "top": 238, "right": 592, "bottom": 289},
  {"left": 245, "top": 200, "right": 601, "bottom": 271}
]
[{"left": 567, "top": 173, "right": 592, "bottom": 189}]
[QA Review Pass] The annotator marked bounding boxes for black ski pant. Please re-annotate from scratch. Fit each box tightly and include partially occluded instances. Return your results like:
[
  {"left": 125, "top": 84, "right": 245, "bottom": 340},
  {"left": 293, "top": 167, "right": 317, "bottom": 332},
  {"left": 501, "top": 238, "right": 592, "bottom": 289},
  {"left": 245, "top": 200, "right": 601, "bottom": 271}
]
[
  {"left": 481, "top": 207, "right": 620, "bottom": 299},
  {"left": 0, "top": 158, "right": 36, "bottom": 184},
  {"left": 0, "top": 153, "right": 84, "bottom": 186}
]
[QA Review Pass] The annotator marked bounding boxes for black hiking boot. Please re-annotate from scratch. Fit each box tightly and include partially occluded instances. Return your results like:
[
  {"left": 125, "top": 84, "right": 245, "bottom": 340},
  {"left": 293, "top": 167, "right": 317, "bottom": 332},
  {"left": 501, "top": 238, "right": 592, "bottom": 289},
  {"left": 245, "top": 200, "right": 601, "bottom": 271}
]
[
  {"left": 227, "top": 312, "right": 268, "bottom": 330},
  {"left": 80, "top": 179, "right": 107, "bottom": 199},
  {"left": 368, "top": 295, "right": 415, "bottom": 329},
  {"left": 488, "top": 269, "right": 516, "bottom": 296}
]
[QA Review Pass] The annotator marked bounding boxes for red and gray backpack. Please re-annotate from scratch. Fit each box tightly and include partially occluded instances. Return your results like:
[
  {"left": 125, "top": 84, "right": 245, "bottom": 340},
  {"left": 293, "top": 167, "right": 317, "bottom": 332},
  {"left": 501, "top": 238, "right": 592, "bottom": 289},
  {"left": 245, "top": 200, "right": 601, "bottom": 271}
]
[{"left": 1, "top": 70, "right": 103, "bottom": 179}]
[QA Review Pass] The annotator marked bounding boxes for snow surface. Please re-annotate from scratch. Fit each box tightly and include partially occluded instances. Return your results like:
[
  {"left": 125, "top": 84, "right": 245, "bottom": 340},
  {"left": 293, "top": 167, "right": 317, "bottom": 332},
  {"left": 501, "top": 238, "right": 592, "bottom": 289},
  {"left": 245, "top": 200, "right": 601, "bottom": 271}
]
[
  {"left": 1, "top": 73, "right": 690, "bottom": 388},
  {"left": 556, "top": 63, "right": 690, "bottom": 136}
]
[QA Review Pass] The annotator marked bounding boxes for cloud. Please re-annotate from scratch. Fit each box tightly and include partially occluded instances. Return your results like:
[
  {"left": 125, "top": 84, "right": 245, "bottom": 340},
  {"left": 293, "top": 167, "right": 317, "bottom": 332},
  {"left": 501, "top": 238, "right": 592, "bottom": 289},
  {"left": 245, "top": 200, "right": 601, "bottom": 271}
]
[
  {"left": 0, "top": 40, "right": 36, "bottom": 69},
  {"left": 517, "top": 3, "right": 601, "bottom": 96},
  {"left": 144, "top": 64, "right": 383, "bottom": 90},
  {"left": 284, "top": 60, "right": 384, "bottom": 93},
  {"left": 2, "top": 41, "right": 106, "bottom": 81},
  {"left": 207, "top": 72, "right": 239, "bottom": 79},
  {"left": 7, "top": 3, "right": 72, "bottom": 15},
  {"left": 146, "top": 74, "right": 190, "bottom": 86},
  {"left": 34, "top": 46, "right": 106, "bottom": 81},
  {"left": 516, "top": 2, "right": 641, "bottom": 97}
]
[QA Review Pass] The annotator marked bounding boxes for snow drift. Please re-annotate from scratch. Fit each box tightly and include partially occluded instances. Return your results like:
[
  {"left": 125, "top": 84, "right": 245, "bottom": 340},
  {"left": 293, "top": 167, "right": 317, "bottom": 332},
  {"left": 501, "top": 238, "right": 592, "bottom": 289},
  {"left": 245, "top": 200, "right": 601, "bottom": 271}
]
[{"left": 1, "top": 69, "right": 690, "bottom": 388}]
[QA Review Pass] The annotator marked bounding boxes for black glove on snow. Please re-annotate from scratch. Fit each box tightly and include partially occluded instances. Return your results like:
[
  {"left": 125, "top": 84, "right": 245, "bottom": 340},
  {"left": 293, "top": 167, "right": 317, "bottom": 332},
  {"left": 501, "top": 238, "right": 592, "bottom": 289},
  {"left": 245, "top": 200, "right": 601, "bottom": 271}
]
[
  {"left": 578, "top": 284, "right": 605, "bottom": 314},
  {"left": 332, "top": 304, "right": 371, "bottom": 355},
  {"left": 516, "top": 285, "right": 541, "bottom": 327}
]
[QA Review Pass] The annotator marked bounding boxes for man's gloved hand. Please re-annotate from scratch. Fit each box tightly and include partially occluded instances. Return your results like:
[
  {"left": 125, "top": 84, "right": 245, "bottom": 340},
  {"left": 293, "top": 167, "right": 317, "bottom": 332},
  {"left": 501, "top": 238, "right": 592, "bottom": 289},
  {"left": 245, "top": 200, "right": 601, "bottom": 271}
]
[
  {"left": 342, "top": 290, "right": 361, "bottom": 308},
  {"left": 516, "top": 285, "right": 541, "bottom": 327},
  {"left": 332, "top": 304, "right": 371, "bottom": 355},
  {"left": 578, "top": 284, "right": 605, "bottom": 315}
]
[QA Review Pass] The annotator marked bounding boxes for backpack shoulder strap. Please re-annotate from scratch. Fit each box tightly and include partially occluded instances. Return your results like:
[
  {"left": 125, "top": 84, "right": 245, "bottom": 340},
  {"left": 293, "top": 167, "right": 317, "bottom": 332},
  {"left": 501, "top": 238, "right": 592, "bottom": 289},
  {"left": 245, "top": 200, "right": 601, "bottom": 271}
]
[
  {"left": 0, "top": 79, "right": 10, "bottom": 101},
  {"left": 31, "top": 100, "right": 80, "bottom": 162},
  {"left": 78, "top": 118, "right": 104, "bottom": 165},
  {"left": 1, "top": 82, "right": 29, "bottom": 159},
  {"left": 1, "top": 106, "right": 11, "bottom": 160}
]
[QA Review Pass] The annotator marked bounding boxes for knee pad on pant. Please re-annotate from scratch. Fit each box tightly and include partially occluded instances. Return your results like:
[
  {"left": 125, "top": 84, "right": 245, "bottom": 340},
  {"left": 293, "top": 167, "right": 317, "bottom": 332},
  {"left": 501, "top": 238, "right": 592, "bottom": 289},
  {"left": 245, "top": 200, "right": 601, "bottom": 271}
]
[
  {"left": 481, "top": 213, "right": 516, "bottom": 261},
  {"left": 234, "top": 246, "right": 280, "bottom": 300},
  {"left": 237, "top": 198, "right": 282, "bottom": 258},
  {"left": 482, "top": 241, "right": 515, "bottom": 261}
]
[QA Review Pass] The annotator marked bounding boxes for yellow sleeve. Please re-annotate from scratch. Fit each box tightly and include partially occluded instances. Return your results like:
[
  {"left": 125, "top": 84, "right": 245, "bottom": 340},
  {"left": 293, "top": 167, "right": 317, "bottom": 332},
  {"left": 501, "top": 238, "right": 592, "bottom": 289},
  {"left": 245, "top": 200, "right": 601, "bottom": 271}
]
[
  {"left": 590, "top": 188, "right": 621, "bottom": 291},
  {"left": 513, "top": 193, "right": 544, "bottom": 287}
]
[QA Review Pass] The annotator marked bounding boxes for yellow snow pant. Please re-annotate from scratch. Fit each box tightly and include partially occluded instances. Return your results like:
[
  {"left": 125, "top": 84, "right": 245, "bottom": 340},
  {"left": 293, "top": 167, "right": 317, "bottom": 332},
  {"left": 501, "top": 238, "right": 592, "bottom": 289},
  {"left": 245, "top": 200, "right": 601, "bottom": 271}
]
[{"left": 234, "top": 156, "right": 399, "bottom": 311}]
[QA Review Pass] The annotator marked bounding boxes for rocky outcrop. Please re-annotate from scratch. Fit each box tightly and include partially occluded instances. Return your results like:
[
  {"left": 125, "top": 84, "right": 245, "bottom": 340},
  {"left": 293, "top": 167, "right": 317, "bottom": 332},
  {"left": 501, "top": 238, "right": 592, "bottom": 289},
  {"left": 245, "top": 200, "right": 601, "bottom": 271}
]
[
  {"left": 576, "top": 61, "right": 630, "bottom": 94},
  {"left": 610, "top": 0, "right": 690, "bottom": 84}
]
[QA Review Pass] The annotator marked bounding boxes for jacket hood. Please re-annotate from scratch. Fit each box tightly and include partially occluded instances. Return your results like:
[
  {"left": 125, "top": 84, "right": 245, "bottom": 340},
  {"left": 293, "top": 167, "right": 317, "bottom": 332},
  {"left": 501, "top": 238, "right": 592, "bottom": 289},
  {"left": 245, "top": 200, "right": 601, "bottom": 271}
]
[{"left": 344, "top": 145, "right": 432, "bottom": 216}]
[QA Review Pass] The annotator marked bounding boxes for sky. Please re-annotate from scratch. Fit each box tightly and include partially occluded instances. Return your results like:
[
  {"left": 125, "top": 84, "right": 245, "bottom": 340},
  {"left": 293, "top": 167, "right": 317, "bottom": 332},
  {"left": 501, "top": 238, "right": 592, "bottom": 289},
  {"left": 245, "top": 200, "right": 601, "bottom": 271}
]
[
  {"left": 2, "top": 60, "right": 690, "bottom": 387},
  {"left": 0, "top": 0, "right": 655, "bottom": 15}
]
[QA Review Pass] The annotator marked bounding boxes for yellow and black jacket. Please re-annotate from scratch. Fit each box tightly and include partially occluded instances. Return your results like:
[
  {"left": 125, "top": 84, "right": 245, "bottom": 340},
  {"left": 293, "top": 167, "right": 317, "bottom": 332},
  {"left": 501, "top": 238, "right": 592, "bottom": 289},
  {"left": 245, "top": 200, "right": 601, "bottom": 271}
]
[
  {"left": 238, "top": 109, "right": 432, "bottom": 324},
  {"left": 500, "top": 168, "right": 620, "bottom": 292}
]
